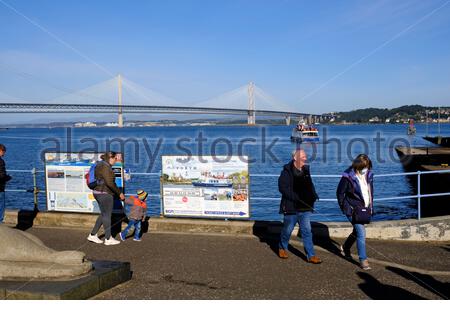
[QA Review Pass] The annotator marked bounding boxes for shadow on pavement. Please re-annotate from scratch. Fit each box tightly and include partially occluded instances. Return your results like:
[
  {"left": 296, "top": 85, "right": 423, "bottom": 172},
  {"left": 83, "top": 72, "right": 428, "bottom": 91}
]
[
  {"left": 140, "top": 216, "right": 150, "bottom": 238},
  {"left": 252, "top": 220, "right": 356, "bottom": 263},
  {"left": 111, "top": 213, "right": 126, "bottom": 238},
  {"left": 312, "top": 222, "right": 361, "bottom": 267},
  {"left": 386, "top": 266, "right": 449, "bottom": 300},
  {"left": 357, "top": 272, "right": 425, "bottom": 300},
  {"left": 15, "top": 208, "right": 38, "bottom": 231},
  {"left": 252, "top": 220, "right": 307, "bottom": 261},
  {"left": 253, "top": 220, "right": 282, "bottom": 255}
]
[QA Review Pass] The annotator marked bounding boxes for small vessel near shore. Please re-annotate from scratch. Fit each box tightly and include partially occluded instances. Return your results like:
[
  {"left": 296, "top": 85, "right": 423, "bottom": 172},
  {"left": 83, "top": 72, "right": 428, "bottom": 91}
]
[
  {"left": 407, "top": 119, "right": 416, "bottom": 135},
  {"left": 290, "top": 120, "right": 319, "bottom": 143}
]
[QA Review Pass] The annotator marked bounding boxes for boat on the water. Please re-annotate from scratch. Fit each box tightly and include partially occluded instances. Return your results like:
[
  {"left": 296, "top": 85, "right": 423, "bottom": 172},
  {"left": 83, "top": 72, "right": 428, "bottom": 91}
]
[
  {"left": 407, "top": 119, "right": 416, "bottom": 135},
  {"left": 192, "top": 178, "right": 233, "bottom": 188},
  {"left": 290, "top": 121, "right": 319, "bottom": 143}
]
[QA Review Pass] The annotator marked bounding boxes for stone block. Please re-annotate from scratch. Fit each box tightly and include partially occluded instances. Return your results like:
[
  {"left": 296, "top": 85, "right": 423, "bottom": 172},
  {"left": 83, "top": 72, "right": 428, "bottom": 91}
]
[{"left": 0, "top": 260, "right": 131, "bottom": 300}]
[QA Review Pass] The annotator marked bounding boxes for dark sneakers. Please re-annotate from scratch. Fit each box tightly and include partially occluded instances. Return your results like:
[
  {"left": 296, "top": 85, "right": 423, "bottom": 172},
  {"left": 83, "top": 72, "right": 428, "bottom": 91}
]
[
  {"left": 307, "top": 256, "right": 322, "bottom": 264},
  {"left": 278, "top": 249, "right": 289, "bottom": 259}
]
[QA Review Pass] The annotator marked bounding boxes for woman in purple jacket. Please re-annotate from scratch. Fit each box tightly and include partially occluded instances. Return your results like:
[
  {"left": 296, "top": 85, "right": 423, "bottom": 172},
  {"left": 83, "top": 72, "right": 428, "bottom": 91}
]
[{"left": 336, "top": 154, "right": 374, "bottom": 270}]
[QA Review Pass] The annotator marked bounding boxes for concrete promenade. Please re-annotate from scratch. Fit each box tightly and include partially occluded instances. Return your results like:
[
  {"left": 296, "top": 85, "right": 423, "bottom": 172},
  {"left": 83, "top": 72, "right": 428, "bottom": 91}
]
[
  {"left": 12, "top": 225, "right": 450, "bottom": 299},
  {"left": 4, "top": 209, "right": 450, "bottom": 241}
]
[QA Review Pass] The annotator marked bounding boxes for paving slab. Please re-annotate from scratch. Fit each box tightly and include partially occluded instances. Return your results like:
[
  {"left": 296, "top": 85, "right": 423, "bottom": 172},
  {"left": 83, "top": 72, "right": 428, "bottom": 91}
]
[{"left": 21, "top": 227, "right": 450, "bottom": 300}]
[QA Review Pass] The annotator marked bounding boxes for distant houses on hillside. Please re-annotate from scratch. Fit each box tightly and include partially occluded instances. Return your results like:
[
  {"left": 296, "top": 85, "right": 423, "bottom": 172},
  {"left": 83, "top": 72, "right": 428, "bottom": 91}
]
[{"left": 326, "top": 105, "right": 450, "bottom": 124}]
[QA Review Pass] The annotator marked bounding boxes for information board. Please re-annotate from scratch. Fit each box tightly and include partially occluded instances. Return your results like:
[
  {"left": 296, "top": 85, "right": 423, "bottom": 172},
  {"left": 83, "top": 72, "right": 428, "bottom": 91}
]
[
  {"left": 45, "top": 152, "right": 124, "bottom": 213},
  {"left": 161, "top": 155, "right": 249, "bottom": 218}
]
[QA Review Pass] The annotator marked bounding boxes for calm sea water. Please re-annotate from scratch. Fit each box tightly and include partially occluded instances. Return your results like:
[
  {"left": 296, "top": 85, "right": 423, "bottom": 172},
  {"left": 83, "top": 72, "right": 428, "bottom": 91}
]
[{"left": 1, "top": 123, "right": 449, "bottom": 221}]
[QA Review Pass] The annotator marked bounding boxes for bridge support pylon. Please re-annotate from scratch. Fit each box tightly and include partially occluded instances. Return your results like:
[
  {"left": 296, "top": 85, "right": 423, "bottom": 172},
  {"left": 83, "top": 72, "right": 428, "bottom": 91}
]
[
  {"left": 118, "top": 74, "right": 124, "bottom": 128},
  {"left": 247, "top": 82, "right": 256, "bottom": 125},
  {"left": 285, "top": 116, "right": 291, "bottom": 126}
]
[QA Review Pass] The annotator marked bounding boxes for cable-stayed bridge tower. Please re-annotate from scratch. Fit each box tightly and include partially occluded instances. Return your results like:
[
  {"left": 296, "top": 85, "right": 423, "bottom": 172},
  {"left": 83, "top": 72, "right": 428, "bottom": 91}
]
[
  {"left": 247, "top": 82, "right": 255, "bottom": 125},
  {"left": 118, "top": 74, "right": 123, "bottom": 128}
]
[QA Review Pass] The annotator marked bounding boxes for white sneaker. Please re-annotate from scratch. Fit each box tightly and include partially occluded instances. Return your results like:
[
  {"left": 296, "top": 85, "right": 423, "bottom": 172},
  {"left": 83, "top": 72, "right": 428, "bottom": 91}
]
[
  {"left": 87, "top": 234, "right": 103, "bottom": 244},
  {"left": 360, "top": 259, "right": 372, "bottom": 270},
  {"left": 104, "top": 237, "right": 120, "bottom": 246}
]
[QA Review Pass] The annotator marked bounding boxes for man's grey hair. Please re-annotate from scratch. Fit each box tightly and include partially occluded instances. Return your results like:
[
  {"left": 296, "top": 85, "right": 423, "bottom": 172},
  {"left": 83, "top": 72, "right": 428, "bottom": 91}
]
[{"left": 291, "top": 148, "right": 305, "bottom": 158}]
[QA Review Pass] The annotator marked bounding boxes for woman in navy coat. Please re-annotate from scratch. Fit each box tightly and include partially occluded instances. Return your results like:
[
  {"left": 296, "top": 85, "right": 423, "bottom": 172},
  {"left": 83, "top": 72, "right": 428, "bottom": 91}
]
[{"left": 336, "top": 154, "right": 374, "bottom": 270}]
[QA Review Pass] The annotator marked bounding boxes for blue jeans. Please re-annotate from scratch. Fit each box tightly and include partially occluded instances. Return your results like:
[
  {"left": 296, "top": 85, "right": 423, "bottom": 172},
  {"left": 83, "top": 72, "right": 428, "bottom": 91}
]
[
  {"left": 0, "top": 192, "right": 5, "bottom": 223},
  {"left": 279, "top": 212, "right": 316, "bottom": 259},
  {"left": 343, "top": 223, "right": 367, "bottom": 261},
  {"left": 121, "top": 219, "right": 142, "bottom": 240}
]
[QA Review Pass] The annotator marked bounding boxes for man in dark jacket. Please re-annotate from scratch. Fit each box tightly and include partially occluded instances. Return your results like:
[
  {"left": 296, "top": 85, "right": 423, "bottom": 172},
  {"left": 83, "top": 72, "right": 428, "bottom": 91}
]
[
  {"left": 278, "top": 149, "right": 321, "bottom": 264},
  {"left": 0, "top": 144, "right": 12, "bottom": 223}
]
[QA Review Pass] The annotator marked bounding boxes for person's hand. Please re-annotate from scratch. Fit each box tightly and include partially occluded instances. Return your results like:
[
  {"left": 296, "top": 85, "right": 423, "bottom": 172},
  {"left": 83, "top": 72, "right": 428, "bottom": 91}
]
[{"left": 119, "top": 193, "right": 125, "bottom": 201}]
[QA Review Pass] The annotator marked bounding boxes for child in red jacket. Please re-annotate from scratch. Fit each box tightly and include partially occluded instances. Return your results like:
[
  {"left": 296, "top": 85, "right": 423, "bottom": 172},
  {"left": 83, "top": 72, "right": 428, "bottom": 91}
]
[{"left": 119, "top": 189, "right": 148, "bottom": 242}]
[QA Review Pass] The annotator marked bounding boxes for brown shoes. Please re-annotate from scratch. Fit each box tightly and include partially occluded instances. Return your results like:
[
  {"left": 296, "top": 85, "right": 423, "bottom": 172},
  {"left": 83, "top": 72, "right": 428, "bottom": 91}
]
[
  {"left": 278, "top": 249, "right": 289, "bottom": 259},
  {"left": 307, "top": 256, "right": 322, "bottom": 264},
  {"left": 279, "top": 250, "right": 321, "bottom": 264}
]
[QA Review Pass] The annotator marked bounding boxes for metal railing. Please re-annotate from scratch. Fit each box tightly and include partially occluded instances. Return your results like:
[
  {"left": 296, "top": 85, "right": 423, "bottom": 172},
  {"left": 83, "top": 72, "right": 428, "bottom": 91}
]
[
  {"left": 252, "top": 170, "right": 450, "bottom": 220},
  {"left": 5, "top": 168, "right": 450, "bottom": 220}
]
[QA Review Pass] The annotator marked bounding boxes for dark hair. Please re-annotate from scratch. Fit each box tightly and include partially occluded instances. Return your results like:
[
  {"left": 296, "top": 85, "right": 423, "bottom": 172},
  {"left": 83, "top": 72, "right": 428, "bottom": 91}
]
[
  {"left": 0, "top": 144, "right": 5, "bottom": 152},
  {"left": 100, "top": 151, "right": 117, "bottom": 162},
  {"left": 351, "top": 154, "right": 372, "bottom": 171}
]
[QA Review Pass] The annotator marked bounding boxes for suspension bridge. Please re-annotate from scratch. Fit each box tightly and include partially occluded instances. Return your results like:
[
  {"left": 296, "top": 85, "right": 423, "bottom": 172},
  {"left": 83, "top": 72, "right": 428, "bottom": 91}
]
[{"left": 0, "top": 75, "right": 327, "bottom": 126}]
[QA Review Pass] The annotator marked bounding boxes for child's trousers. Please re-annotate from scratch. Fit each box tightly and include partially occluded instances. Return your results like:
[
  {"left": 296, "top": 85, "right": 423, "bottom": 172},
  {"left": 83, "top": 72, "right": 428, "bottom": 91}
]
[{"left": 121, "top": 219, "right": 142, "bottom": 240}]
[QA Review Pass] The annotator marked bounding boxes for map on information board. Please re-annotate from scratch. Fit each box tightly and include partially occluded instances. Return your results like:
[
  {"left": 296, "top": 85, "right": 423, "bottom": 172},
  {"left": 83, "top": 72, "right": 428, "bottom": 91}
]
[{"left": 45, "top": 152, "right": 124, "bottom": 213}]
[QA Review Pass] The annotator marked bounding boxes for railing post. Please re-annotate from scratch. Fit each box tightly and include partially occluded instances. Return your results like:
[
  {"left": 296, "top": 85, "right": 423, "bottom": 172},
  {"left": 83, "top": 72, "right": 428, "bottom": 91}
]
[
  {"left": 159, "top": 171, "right": 163, "bottom": 217},
  {"left": 417, "top": 171, "right": 421, "bottom": 220},
  {"left": 32, "top": 167, "right": 39, "bottom": 212}
]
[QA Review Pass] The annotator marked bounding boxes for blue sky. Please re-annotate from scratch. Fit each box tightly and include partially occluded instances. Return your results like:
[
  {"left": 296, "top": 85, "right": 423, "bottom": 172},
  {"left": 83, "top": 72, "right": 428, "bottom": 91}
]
[{"left": 1, "top": 0, "right": 450, "bottom": 116}]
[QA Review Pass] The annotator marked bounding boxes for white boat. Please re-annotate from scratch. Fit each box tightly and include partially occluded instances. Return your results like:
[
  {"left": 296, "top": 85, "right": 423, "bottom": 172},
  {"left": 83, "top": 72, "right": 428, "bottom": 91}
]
[
  {"left": 290, "top": 121, "right": 320, "bottom": 142},
  {"left": 192, "top": 178, "right": 233, "bottom": 187}
]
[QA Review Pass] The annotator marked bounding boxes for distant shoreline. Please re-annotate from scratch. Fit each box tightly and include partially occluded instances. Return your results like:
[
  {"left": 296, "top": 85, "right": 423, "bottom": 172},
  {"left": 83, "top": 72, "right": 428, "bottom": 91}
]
[{"left": 1, "top": 121, "right": 449, "bottom": 129}]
